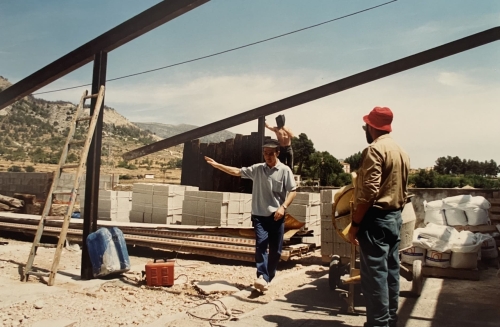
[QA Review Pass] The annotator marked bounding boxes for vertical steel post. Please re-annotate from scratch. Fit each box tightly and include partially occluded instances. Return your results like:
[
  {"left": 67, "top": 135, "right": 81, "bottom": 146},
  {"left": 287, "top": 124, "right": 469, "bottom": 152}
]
[
  {"left": 81, "top": 51, "right": 107, "bottom": 279},
  {"left": 258, "top": 117, "right": 265, "bottom": 162}
]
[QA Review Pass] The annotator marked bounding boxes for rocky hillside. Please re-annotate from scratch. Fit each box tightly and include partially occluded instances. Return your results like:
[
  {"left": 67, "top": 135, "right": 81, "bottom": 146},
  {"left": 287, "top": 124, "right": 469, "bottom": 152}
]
[{"left": 134, "top": 122, "right": 235, "bottom": 144}]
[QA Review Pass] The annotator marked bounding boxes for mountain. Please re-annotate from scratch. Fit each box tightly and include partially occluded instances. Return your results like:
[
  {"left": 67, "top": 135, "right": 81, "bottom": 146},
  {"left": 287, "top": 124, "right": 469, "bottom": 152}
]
[
  {"left": 134, "top": 122, "right": 235, "bottom": 144},
  {"left": 0, "top": 76, "right": 178, "bottom": 167}
]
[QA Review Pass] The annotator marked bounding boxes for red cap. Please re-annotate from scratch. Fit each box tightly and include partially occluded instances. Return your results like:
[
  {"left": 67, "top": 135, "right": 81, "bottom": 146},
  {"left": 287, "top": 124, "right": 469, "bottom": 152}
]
[{"left": 363, "top": 107, "right": 393, "bottom": 132}]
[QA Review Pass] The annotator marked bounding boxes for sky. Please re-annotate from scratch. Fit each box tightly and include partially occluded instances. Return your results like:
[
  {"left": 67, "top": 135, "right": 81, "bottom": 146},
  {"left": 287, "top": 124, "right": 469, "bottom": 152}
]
[{"left": 0, "top": 0, "right": 499, "bottom": 169}]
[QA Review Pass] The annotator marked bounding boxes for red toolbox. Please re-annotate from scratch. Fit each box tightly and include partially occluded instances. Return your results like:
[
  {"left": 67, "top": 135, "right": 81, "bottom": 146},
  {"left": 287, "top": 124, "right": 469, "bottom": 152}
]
[{"left": 145, "top": 259, "right": 175, "bottom": 287}]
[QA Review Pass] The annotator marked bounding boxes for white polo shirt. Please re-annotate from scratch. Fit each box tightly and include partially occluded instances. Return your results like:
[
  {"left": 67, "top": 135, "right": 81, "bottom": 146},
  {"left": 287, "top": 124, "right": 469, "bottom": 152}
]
[{"left": 240, "top": 161, "right": 296, "bottom": 217}]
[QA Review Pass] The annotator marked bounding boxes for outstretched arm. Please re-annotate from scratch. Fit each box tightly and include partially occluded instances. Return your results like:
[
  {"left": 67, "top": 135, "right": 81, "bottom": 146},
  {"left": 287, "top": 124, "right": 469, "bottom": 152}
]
[
  {"left": 265, "top": 122, "right": 276, "bottom": 132},
  {"left": 205, "top": 156, "right": 241, "bottom": 176},
  {"left": 282, "top": 126, "right": 294, "bottom": 138}
]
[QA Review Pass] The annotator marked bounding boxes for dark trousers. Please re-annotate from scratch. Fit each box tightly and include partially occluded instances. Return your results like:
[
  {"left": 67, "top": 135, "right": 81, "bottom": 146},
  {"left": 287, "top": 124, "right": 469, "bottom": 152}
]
[
  {"left": 278, "top": 146, "right": 293, "bottom": 172},
  {"left": 358, "top": 208, "right": 402, "bottom": 327},
  {"left": 252, "top": 214, "right": 284, "bottom": 283}
]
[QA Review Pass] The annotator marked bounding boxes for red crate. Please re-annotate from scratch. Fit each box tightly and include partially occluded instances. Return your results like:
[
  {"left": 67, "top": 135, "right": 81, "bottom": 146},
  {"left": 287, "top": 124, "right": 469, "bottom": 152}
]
[{"left": 145, "top": 259, "right": 175, "bottom": 286}]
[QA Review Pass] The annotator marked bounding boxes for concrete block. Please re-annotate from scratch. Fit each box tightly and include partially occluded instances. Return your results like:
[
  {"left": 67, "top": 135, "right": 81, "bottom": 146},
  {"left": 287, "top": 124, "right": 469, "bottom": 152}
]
[
  {"left": 152, "top": 195, "right": 183, "bottom": 208},
  {"left": 185, "top": 190, "right": 205, "bottom": 202},
  {"left": 288, "top": 204, "right": 310, "bottom": 217},
  {"left": 133, "top": 183, "right": 155, "bottom": 194},
  {"left": 143, "top": 213, "right": 152, "bottom": 223},
  {"left": 152, "top": 213, "right": 167, "bottom": 224},
  {"left": 132, "top": 192, "right": 153, "bottom": 204},
  {"left": 153, "top": 184, "right": 185, "bottom": 196},
  {"left": 205, "top": 191, "right": 229, "bottom": 203},
  {"left": 205, "top": 202, "right": 228, "bottom": 215},
  {"left": 129, "top": 210, "right": 144, "bottom": 223},
  {"left": 321, "top": 203, "right": 333, "bottom": 216},
  {"left": 182, "top": 200, "right": 199, "bottom": 214},
  {"left": 294, "top": 192, "right": 321, "bottom": 205}
]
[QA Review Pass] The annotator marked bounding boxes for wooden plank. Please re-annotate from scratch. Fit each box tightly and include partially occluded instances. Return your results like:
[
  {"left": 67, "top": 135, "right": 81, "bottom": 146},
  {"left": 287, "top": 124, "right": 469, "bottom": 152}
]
[
  {"left": 421, "top": 266, "right": 480, "bottom": 281},
  {"left": 232, "top": 134, "right": 243, "bottom": 193},
  {"left": 488, "top": 198, "right": 500, "bottom": 204},
  {"left": 222, "top": 138, "right": 234, "bottom": 192},
  {"left": 489, "top": 213, "right": 500, "bottom": 221},
  {"left": 198, "top": 143, "right": 208, "bottom": 191},
  {"left": 206, "top": 143, "right": 216, "bottom": 191},
  {"left": 212, "top": 143, "right": 223, "bottom": 192},
  {"left": 180, "top": 141, "right": 191, "bottom": 186},
  {"left": 0, "top": 0, "right": 209, "bottom": 109},
  {"left": 190, "top": 139, "right": 200, "bottom": 188},
  {"left": 454, "top": 225, "right": 499, "bottom": 233}
]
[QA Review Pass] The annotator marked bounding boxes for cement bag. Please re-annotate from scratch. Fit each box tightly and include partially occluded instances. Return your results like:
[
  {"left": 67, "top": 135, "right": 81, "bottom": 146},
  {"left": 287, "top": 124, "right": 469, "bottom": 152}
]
[
  {"left": 479, "top": 234, "right": 498, "bottom": 259},
  {"left": 423, "top": 200, "right": 447, "bottom": 225},
  {"left": 425, "top": 250, "right": 451, "bottom": 268},
  {"left": 413, "top": 223, "right": 458, "bottom": 253},
  {"left": 467, "top": 196, "right": 491, "bottom": 210},
  {"left": 401, "top": 246, "right": 426, "bottom": 265},
  {"left": 443, "top": 194, "right": 472, "bottom": 206},
  {"left": 464, "top": 207, "right": 490, "bottom": 226},
  {"left": 443, "top": 205, "right": 467, "bottom": 226},
  {"left": 450, "top": 252, "right": 478, "bottom": 269}
]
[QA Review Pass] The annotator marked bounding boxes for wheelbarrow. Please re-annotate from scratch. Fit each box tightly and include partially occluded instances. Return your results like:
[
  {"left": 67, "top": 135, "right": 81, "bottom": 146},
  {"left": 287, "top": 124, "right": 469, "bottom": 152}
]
[{"left": 329, "top": 188, "right": 423, "bottom": 314}]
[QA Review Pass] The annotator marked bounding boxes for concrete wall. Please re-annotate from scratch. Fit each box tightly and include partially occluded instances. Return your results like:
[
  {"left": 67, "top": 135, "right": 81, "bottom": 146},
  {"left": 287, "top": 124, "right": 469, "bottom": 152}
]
[{"left": 0, "top": 172, "right": 52, "bottom": 199}]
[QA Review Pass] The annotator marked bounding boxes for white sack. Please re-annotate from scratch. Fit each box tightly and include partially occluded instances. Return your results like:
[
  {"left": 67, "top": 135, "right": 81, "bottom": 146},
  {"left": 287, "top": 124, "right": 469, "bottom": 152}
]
[
  {"left": 443, "top": 194, "right": 471, "bottom": 206},
  {"left": 424, "top": 209, "right": 447, "bottom": 225},
  {"left": 464, "top": 207, "right": 490, "bottom": 226},
  {"left": 425, "top": 250, "right": 451, "bottom": 268},
  {"left": 424, "top": 200, "right": 444, "bottom": 210},
  {"left": 450, "top": 252, "right": 478, "bottom": 269},
  {"left": 479, "top": 234, "right": 498, "bottom": 259},
  {"left": 413, "top": 223, "right": 458, "bottom": 252},
  {"left": 465, "top": 196, "right": 491, "bottom": 210},
  {"left": 443, "top": 205, "right": 468, "bottom": 226},
  {"left": 401, "top": 246, "right": 426, "bottom": 265}
]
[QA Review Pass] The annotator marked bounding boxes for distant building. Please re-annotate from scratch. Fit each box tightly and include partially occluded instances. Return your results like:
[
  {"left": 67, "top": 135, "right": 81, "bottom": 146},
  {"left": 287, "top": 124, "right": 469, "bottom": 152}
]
[{"left": 339, "top": 161, "right": 350, "bottom": 174}]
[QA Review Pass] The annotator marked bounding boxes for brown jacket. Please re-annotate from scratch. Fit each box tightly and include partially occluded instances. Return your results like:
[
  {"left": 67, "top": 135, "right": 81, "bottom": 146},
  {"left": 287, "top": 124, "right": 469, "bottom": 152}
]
[{"left": 354, "top": 134, "right": 410, "bottom": 211}]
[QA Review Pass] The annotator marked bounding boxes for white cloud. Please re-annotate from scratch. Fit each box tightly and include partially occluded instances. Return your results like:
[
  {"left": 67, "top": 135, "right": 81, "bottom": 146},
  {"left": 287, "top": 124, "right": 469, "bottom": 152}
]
[{"left": 436, "top": 72, "right": 468, "bottom": 87}]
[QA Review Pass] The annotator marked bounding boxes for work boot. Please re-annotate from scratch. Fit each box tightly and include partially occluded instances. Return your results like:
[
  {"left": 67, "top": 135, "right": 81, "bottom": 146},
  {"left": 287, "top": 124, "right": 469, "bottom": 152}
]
[{"left": 254, "top": 276, "right": 268, "bottom": 292}]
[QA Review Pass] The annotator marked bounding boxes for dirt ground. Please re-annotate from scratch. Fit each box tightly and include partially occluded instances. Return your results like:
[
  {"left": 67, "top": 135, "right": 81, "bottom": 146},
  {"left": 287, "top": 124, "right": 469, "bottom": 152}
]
[{"left": 0, "top": 232, "right": 326, "bottom": 327}]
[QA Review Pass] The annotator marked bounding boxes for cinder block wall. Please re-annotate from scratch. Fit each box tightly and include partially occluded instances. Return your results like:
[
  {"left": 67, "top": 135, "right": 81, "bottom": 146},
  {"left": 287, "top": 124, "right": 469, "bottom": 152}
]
[{"left": 0, "top": 172, "right": 52, "bottom": 199}]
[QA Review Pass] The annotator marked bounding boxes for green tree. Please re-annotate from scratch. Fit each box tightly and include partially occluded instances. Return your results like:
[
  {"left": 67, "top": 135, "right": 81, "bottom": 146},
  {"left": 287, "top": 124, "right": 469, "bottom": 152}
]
[
  {"left": 344, "top": 151, "right": 363, "bottom": 171},
  {"left": 291, "top": 133, "right": 315, "bottom": 175},
  {"left": 8, "top": 165, "right": 22, "bottom": 172}
]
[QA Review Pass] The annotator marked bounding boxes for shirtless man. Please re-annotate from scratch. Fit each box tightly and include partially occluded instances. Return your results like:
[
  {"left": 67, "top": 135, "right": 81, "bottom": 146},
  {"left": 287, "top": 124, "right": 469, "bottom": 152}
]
[{"left": 265, "top": 115, "right": 294, "bottom": 171}]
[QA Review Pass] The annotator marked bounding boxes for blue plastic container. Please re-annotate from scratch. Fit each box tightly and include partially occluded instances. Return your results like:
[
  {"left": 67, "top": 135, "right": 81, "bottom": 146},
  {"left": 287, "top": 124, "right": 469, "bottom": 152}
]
[{"left": 86, "top": 227, "right": 130, "bottom": 278}]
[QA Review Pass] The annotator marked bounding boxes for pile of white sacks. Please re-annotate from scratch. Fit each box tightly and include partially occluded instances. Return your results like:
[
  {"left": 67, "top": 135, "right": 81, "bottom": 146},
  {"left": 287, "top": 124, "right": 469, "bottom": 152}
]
[
  {"left": 401, "top": 223, "right": 498, "bottom": 269},
  {"left": 423, "top": 194, "right": 491, "bottom": 226},
  {"left": 407, "top": 194, "right": 498, "bottom": 269}
]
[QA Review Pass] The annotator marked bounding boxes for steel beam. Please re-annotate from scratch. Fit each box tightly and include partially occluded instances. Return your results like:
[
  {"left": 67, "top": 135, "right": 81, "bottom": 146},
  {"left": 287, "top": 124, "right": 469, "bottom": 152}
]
[
  {"left": 0, "top": 0, "right": 209, "bottom": 109},
  {"left": 122, "top": 26, "right": 500, "bottom": 160},
  {"left": 81, "top": 51, "right": 107, "bottom": 280}
]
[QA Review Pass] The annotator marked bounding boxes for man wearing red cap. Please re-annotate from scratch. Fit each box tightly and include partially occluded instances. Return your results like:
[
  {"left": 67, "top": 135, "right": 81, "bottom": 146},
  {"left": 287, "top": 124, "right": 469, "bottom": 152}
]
[{"left": 347, "top": 107, "right": 410, "bottom": 327}]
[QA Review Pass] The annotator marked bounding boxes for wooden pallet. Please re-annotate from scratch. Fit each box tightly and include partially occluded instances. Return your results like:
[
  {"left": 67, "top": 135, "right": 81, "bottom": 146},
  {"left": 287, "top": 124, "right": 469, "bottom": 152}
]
[{"left": 402, "top": 263, "right": 480, "bottom": 281}]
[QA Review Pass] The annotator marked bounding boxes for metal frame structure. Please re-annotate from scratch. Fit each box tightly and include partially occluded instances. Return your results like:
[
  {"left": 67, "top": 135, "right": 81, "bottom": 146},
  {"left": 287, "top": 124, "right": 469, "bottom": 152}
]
[
  {"left": 122, "top": 26, "right": 500, "bottom": 160},
  {"left": 0, "top": 0, "right": 210, "bottom": 279}
]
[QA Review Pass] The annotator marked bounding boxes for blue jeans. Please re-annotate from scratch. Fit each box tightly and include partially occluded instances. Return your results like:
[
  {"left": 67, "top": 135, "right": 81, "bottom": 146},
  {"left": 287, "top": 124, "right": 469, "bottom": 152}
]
[
  {"left": 252, "top": 214, "right": 284, "bottom": 283},
  {"left": 358, "top": 208, "right": 402, "bottom": 327}
]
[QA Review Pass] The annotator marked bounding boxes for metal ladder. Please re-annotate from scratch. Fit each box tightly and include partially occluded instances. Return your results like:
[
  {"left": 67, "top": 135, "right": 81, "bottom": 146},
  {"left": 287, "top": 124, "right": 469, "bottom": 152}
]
[{"left": 23, "top": 85, "right": 105, "bottom": 286}]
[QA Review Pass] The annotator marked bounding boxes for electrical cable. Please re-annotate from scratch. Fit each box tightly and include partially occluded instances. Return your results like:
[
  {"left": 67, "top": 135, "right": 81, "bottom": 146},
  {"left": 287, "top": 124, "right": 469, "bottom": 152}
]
[{"left": 32, "top": 0, "right": 397, "bottom": 96}]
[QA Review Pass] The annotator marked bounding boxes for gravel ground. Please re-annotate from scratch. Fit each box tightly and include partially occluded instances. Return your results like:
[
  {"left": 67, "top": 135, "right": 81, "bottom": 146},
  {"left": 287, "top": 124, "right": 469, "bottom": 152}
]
[{"left": 0, "top": 233, "right": 326, "bottom": 327}]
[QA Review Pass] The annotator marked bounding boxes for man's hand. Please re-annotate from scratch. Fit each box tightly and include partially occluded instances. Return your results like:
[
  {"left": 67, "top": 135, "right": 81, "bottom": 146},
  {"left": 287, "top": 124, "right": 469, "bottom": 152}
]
[
  {"left": 347, "top": 225, "right": 359, "bottom": 245},
  {"left": 204, "top": 156, "right": 217, "bottom": 167},
  {"left": 274, "top": 206, "right": 286, "bottom": 221}
]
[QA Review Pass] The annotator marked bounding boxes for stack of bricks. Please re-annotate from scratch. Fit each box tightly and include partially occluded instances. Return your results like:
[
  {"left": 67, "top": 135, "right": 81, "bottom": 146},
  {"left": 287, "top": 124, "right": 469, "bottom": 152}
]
[
  {"left": 130, "top": 183, "right": 198, "bottom": 224},
  {"left": 287, "top": 192, "right": 321, "bottom": 246},
  {"left": 320, "top": 189, "right": 351, "bottom": 258},
  {"left": 182, "top": 191, "right": 252, "bottom": 227},
  {"left": 97, "top": 191, "right": 132, "bottom": 222}
]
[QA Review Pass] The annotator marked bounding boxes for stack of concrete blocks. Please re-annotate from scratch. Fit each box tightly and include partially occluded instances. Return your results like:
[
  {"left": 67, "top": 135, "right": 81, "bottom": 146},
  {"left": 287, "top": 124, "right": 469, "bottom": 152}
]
[
  {"left": 97, "top": 191, "right": 132, "bottom": 222},
  {"left": 320, "top": 189, "right": 351, "bottom": 258},
  {"left": 182, "top": 191, "right": 252, "bottom": 227},
  {"left": 0, "top": 172, "right": 52, "bottom": 199},
  {"left": 287, "top": 192, "right": 321, "bottom": 246},
  {"left": 130, "top": 183, "right": 198, "bottom": 224},
  {"left": 66, "top": 173, "right": 120, "bottom": 215}
]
